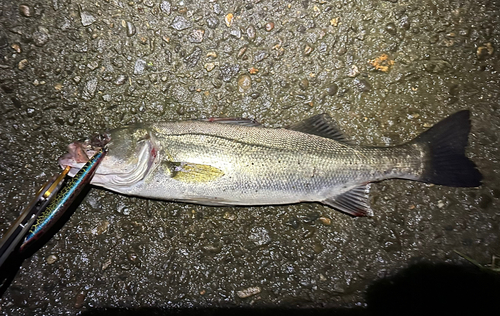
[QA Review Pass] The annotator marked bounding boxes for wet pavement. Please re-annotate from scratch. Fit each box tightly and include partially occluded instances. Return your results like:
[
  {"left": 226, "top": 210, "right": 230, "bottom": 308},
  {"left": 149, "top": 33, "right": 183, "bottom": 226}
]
[{"left": 0, "top": 0, "right": 499, "bottom": 314}]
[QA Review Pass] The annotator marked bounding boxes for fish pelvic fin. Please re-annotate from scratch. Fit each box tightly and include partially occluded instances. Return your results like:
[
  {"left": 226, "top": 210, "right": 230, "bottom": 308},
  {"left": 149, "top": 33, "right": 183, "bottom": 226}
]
[
  {"left": 412, "top": 110, "right": 482, "bottom": 187},
  {"left": 322, "top": 184, "right": 373, "bottom": 217}
]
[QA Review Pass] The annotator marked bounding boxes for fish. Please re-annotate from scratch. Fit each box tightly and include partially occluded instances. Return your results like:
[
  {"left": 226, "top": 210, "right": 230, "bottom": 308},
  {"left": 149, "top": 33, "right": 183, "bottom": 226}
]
[{"left": 58, "top": 110, "right": 482, "bottom": 217}]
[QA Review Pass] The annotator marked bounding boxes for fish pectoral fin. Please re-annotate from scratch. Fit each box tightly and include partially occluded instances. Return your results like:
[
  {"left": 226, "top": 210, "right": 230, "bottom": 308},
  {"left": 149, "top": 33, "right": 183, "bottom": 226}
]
[
  {"left": 201, "top": 117, "right": 261, "bottom": 127},
  {"left": 289, "top": 114, "right": 352, "bottom": 143},
  {"left": 322, "top": 184, "right": 373, "bottom": 217},
  {"left": 164, "top": 161, "right": 225, "bottom": 183}
]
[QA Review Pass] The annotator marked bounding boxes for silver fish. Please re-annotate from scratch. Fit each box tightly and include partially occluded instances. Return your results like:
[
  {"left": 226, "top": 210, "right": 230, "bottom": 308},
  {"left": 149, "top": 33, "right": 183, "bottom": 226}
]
[{"left": 59, "top": 111, "right": 482, "bottom": 216}]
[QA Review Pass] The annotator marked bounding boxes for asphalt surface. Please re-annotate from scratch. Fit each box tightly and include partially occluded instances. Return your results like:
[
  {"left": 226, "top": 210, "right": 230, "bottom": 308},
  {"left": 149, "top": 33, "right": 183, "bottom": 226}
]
[{"left": 0, "top": 0, "right": 499, "bottom": 314}]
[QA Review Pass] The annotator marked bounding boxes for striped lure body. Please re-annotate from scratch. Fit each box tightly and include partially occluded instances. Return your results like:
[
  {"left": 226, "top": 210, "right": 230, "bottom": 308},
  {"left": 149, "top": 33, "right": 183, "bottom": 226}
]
[{"left": 22, "top": 148, "right": 107, "bottom": 250}]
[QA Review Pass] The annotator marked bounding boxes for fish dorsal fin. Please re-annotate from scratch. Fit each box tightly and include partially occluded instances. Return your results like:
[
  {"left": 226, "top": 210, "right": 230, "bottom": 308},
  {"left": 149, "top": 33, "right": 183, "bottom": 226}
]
[
  {"left": 201, "top": 117, "right": 261, "bottom": 127},
  {"left": 322, "top": 184, "right": 373, "bottom": 217},
  {"left": 289, "top": 114, "right": 350, "bottom": 143},
  {"left": 162, "top": 161, "right": 225, "bottom": 183}
]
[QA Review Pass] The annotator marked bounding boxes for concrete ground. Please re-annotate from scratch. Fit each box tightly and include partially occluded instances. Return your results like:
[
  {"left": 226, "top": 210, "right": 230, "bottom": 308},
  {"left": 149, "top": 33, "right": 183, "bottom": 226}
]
[{"left": 0, "top": 0, "right": 499, "bottom": 314}]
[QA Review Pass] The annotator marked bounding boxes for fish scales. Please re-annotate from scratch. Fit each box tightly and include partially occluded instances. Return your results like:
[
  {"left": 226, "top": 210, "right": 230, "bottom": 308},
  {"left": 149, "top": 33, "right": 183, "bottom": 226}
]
[{"left": 151, "top": 122, "right": 421, "bottom": 199}]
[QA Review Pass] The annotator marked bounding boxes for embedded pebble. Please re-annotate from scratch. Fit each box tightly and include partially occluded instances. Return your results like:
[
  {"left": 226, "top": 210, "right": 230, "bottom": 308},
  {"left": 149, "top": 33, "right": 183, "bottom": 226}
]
[
  {"left": 115, "top": 74, "right": 127, "bottom": 85},
  {"left": 246, "top": 25, "right": 256, "bottom": 40},
  {"left": 87, "top": 61, "right": 99, "bottom": 70},
  {"left": 80, "top": 11, "right": 96, "bottom": 27},
  {"left": 18, "top": 59, "right": 28, "bottom": 70},
  {"left": 213, "top": 3, "right": 222, "bottom": 15},
  {"left": 225, "top": 13, "right": 234, "bottom": 27},
  {"left": 160, "top": 1, "right": 171, "bottom": 15},
  {"left": 319, "top": 216, "right": 332, "bottom": 225},
  {"left": 202, "top": 244, "right": 222, "bottom": 254},
  {"left": 206, "top": 16, "right": 219, "bottom": 29},
  {"left": 254, "top": 51, "right": 267, "bottom": 63},
  {"left": 19, "top": 4, "right": 32, "bottom": 17},
  {"left": 94, "top": 221, "right": 110, "bottom": 235},
  {"left": 237, "top": 74, "right": 251, "bottom": 93},
  {"left": 184, "top": 47, "right": 202, "bottom": 68},
  {"left": 223, "top": 212, "right": 236, "bottom": 220},
  {"left": 74, "top": 292, "right": 86, "bottom": 309},
  {"left": 11, "top": 43, "right": 21, "bottom": 53},
  {"left": 164, "top": 49, "right": 172, "bottom": 64},
  {"left": 299, "top": 78, "right": 309, "bottom": 90},
  {"left": 326, "top": 83, "right": 338, "bottom": 96},
  {"left": 127, "top": 252, "right": 139, "bottom": 263},
  {"left": 134, "top": 59, "right": 146, "bottom": 75},
  {"left": 477, "top": 43, "right": 494, "bottom": 60},
  {"left": 220, "top": 63, "right": 240, "bottom": 82},
  {"left": 188, "top": 29, "right": 205, "bottom": 43},
  {"left": 385, "top": 22, "right": 397, "bottom": 35},
  {"left": 347, "top": 65, "right": 360, "bottom": 77},
  {"left": 354, "top": 78, "right": 372, "bottom": 92},
  {"left": 313, "top": 243, "right": 324, "bottom": 254},
  {"left": 265, "top": 22, "right": 275, "bottom": 32},
  {"left": 81, "top": 77, "right": 98, "bottom": 101},
  {"left": 204, "top": 63, "right": 215, "bottom": 72},
  {"left": 304, "top": 44, "right": 314, "bottom": 56},
  {"left": 117, "top": 204, "right": 130, "bottom": 216},
  {"left": 206, "top": 51, "right": 217, "bottom": 58},
  {"left": 237, "top": 286, "right": 261, "bottom": 298},
  {"left": 33, "top": 30, "right": 49, "bottom": 47},
  {"left": 230, "top": 28, "right": 242, "bottom": 38},
  {"left": 250, "top": 92, "right": 260, "bottom": 99},
  {"left": 237, "top": 46, "right": 247, "bottom": 59},
  {"left": 249, "top": 226, "right": 271, "bottom": 246},
  {"left": 126, "top": 21, "right": 136, "bottom": 37},
  {"left": 400, "top": 16, "right": 410, "bottom": 30},
  {"left": 171, "top": 16, "right": 191, "bottom": 30},
  {"left": 46, "top": 254, "right": 58, "bottom": 264}
]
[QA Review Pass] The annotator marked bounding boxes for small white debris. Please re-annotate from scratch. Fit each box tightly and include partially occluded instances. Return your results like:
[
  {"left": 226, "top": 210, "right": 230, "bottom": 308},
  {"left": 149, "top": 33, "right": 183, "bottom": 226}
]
[
  {"left": 46, "top": 254, "right": 58, "bottom": 264},
  {"left": 236, "top": 286, "right": 261, "bottom": 298}
]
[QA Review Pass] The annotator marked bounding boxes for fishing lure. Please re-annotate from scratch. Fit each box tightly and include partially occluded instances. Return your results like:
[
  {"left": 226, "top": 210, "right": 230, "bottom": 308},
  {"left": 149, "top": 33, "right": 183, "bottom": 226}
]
[
  {"left": 20, "top": 147, "right": 107, "bottom": 251},
  {"left": 0, "top": 167, "right": 69, "bottom": 267}
]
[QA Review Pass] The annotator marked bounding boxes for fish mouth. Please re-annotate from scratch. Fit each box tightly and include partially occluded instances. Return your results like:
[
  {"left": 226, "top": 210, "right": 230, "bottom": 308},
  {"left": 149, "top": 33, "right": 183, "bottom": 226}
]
[
  {"left": 58, "top": 133, "right": 111, "bottom": 177},
  {"left": 59, "top": 131, "right": 159, "bottom": 188}
]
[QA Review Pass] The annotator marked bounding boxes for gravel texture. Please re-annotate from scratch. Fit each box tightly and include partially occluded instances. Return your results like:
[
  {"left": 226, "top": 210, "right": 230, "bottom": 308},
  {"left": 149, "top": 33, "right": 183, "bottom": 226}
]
[{"left": 0, "top": 0, "right": 499, "bottom": 314}]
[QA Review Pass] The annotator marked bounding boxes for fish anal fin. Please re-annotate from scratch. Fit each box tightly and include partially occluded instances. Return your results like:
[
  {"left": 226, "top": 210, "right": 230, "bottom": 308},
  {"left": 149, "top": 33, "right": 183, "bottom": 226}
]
[
  {"left": 163, "top": 161, "right": 225, "bottom": 183},
  {"left": 289, "top": 114, "right": 351, "bottom": 143},
  {"left": 322, "top": 184, "right": 373, "bottom": 217},
  {"left": 202, "top": 117, "right": 261, "bottom": 127}
]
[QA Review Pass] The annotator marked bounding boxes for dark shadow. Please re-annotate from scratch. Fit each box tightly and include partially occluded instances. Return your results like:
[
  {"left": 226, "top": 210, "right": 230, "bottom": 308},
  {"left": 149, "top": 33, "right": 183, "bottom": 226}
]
[
  {"left": 82, "top": 307, "right": 366, "bottom": 316},
  {"left": 366, "top": 261, "right": 500, "bottom": 315},
  {"left": 79, "top": 261, "right": 500, "bottom": 316},
  {"left": 0, "top": 185, "right": 92, "bottom": 298},
  {"left": 0, "top": 252, "right": 23, "bottom": 297}
]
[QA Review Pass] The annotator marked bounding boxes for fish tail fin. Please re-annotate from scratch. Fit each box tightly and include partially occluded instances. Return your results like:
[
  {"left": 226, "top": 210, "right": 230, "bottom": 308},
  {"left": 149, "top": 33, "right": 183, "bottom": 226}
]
[{"left": 411, "top": 110, "right": 482, "bottom": 187}]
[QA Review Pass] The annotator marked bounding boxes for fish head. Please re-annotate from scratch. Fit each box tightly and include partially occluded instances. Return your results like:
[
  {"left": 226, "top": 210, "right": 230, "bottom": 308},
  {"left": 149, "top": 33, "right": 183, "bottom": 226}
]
[{"left": 59, "top": 126, "right": 159, "bottom": 188}]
